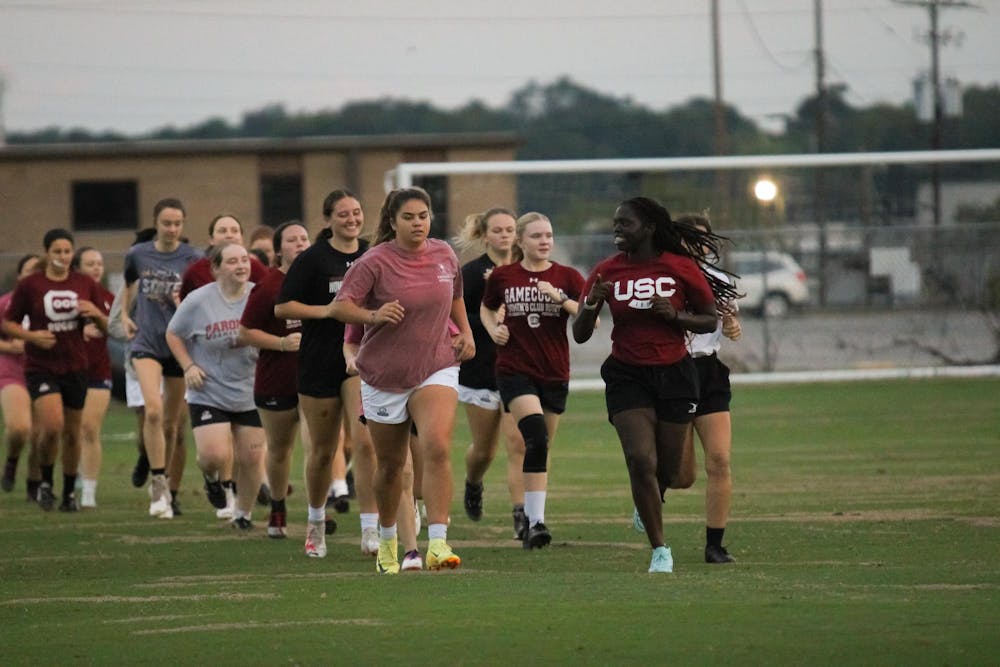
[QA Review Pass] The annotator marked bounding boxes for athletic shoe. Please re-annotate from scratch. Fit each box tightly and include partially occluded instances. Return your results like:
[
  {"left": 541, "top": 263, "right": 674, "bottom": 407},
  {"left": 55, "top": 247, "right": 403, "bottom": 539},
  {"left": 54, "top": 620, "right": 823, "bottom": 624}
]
[
  {"left": 58, "top": 494, "right": 79, "bottom": 512},
  {"left": 463, "top": 480, "right": 484, "bottom": 521},
  {"left": 231, "top": 516, "right": 253, "bottom": 532},
  {"left": 376, "top": 537, "right": 399, "bottom": 574},
  {"left": 37, "top": 482, "right": 56, "bottom": 511},
  {"left": 256, "top": 483, "right": 271, "bottom": 507},
  {"left": 705, "top": 544, "right": 736, "bottom": 564},
  {"left": 401, "top": 549, "right": 423, "bottom": 572},
  {"left": 203, "top": 473, "right": 227, "bottom": 509},
  {"left": 80, "top": 488, "right": 97, "bottom": 509},
  {"left": 1, "top": 459, "right": 16, "bottom": 492},
  {"left": 512, "top": 505, "right": 527, "bottom": 541},
  {"left": 632, "top": 507, "right": 645, "bottom": 533},
  {"left": 267, "top": 510, "right": 287, "bottom": 539},
  {"left": 648, "top": 546, "right": 674, "bottom": 573},
  {"left": 304, "top": 520, "right": 327, "bottom": 558},
  {"left": 215, "top": 486, "right": 235, "bottom": 520},
  {"left": 327, "top": 492, "right": 349, "bottom": 514},
  {"left": 361, "top": 527, "right": 379, "bottom": 556},
  {"left": 426, "top": 538, "right": 461, "bottom": 570},
  {"left": 523, "top": 521, "right": 552, "bottom": 550},
  {"left": 148, "top": 476, "right": 173, "bottom": 519},
  {"left": 131, "top": 452, "right": 149, "bottom": 488},
  {"left": 170, "top": 499, "right": 183, "bottom": 517},
  {"left": 324, "top": 517, "right": 338, "bottom": 535}
]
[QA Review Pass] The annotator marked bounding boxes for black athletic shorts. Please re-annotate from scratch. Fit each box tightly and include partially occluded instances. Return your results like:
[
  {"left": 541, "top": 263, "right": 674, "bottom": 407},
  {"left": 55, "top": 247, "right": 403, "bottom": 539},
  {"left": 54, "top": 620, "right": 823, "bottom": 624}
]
[
  {"left": 255, "top": 394, "right": 299, "bottom": 412},
  {"left": 88, "top": 377, "right": 113, "bottom": 391},
  {"left": 26, "top": 371, "right": 87, "bottom": 410},
  {"left": 298, "top": 361, "right": 352, "bottom": 400},
  {"left": 600, "top": 354, "right": 699, "bottom": 424},
  {"left": 189, "top": 403, "right": 263, "bottom": 428},
  {"left": 495, "top": 373, "right": 569, "bottom": 415},
  {"left": 693, "top": 353, "right": 732, "bottom": 416},
  {"left": 131, "top": 351, "right": 184, "bottom": 378}
]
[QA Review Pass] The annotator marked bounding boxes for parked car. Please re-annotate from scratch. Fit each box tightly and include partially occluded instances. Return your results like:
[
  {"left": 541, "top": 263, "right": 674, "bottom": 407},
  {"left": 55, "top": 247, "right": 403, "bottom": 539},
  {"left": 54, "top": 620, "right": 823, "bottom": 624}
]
[{"left": 728, "top": 250, "right": 809, "bottom": 318}]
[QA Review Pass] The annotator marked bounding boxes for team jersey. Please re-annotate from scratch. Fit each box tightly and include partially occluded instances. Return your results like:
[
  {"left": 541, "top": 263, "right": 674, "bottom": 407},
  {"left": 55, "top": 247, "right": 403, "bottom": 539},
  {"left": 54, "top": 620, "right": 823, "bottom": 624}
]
[
  {"left": 83, "top": 283, "right": 115, "bottom": 382},
  {"left": 240, "top": 267, "right": 300, "bottom": 398},
  {"left": 4, "top": 270, "right": 106, "bottom": 375},
  {"left": 335, "top": 239, "right": 462, "bottom": 393},
  {"left": 180, "top": 255, "right": 269, "bottom": 300},
  {"left": 459, "top": 253, "right": 500, "bottom": 390},
  {"left": 481, "top": 261, "right": 585, "bottom": 383},
  {"left": 123, "top": 241, "right": 202, "bottom": 358},
  {"left": 277, "top": 239, "right": 368, "bottom": 384},
  {"left": 167, "top": 282, "right": 257, "bottom": 412},
  {"left": 582, "top": 251, "right": 715, "bottom": 366}
]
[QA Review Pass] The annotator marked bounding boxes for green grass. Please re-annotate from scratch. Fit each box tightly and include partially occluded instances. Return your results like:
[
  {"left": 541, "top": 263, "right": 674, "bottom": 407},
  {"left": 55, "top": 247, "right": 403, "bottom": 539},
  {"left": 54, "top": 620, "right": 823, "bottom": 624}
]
[{"left": 1, "top": 378, "right": 998, "bottom": 665}]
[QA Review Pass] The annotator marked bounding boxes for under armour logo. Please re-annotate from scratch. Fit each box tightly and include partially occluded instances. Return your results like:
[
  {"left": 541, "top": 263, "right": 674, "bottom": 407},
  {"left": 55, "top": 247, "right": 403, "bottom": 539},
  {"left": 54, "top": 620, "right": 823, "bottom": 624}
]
[{"left": 376, "top": 407, "right": 389, "bottom": 417}]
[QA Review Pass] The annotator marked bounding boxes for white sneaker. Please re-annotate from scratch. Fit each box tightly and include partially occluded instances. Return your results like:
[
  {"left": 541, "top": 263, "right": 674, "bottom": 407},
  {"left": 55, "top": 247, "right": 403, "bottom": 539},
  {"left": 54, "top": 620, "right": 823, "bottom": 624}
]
[
  {"left": 361, "top": 526, "right": 379, "bottom": 556},
  {"left": 305, "top": 520, "right": 327, "bottom": 558},
  {"left": 80, "top": 488, "right": 97, "bottom": 509},
  {"left": 216, "top": 486, "right": 235, "bottom": 520},
  {"left": 148, "top": 476, "right": 173, "bottom": 519},
  {"left": 401, "top": 549, "right": 423, "bottom": 572},
  {"left": 648, "top": 546, "right": 674, "bottom": 573}
]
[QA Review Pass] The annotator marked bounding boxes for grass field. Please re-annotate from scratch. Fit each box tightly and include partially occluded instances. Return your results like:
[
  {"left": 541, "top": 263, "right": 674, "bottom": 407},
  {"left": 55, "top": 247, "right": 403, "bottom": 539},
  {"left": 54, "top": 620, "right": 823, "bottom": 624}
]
[{"left": 1, "top": 377, "right": 998, "bottom": 665}]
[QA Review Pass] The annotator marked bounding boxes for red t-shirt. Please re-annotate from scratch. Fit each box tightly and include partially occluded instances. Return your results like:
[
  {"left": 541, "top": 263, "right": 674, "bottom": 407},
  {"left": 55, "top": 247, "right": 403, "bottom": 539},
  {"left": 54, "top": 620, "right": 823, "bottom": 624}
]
[
  {"left": 4, "top": 271, "right": 106, "bottom": 375},
  {"left": 83, "top": 284, "right": 115, "bottom": 382},
  {"left": 240, "top": 267, "right": 300, "bottom": 398},
  {"left": 481, "top": 262, "right": 585, "bottom": 383},
  {"left": 582, "top": 251, "right": 715, "bottom": 366},
  {"left": 180, "top": 255, "right": 269, "bottom": 300}
]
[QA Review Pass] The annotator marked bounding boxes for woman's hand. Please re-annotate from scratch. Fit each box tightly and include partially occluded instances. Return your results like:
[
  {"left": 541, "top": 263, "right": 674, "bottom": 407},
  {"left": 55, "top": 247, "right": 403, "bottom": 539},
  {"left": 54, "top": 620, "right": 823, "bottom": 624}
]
[
  {"left": 122, "top": 314, "right": 138, "bottom": 340},
  {"left": 651, "top": 296, "right": 678, "bottom": 323},
  {"left": 452, "top": 330, "right": 476, "bottom": 362},
  {"left": 583, "top": 275, "right": 611, "bottom": 310},
  {"left": 488, "top": 322, "right": 510, "bottom": 346},
  {"left": 184, "top": 364, "right": 206, "bottom": 390},
  {"left": 536, "top": 280, "right": 565, "bottom": 304},
  {"left": 83, "top": 322, "right": 103, "bottom": 341},
  {"left": 280, "top": 332, "right": 302, "bottom": 352},
  {"left": 722, "top": 314, "right": 742, "bottom": 341},
  {"left": 30, "top": 330, "right": 57, "bottom": 350},
  {"left": 372, "top": 300, "right": 405, "bottom": 325}
]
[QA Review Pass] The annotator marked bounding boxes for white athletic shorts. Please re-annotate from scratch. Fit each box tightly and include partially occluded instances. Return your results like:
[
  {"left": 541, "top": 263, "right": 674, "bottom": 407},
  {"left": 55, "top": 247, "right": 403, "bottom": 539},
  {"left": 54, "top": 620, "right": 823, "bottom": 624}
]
[
  {"left": 457, "top": 384, "right": 502, "bottom": 411},
  {"left": 361, "top": 366, "right": 458, "bottom": 425},
  {"left": 124, "top": 360, "right": 164, "bottom": 409}
]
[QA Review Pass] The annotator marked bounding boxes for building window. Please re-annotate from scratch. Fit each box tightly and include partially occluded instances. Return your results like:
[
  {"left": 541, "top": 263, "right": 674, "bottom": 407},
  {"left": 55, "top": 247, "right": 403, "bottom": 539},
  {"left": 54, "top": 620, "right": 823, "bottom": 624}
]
[
  {"left": 260, "top": 174, "right": 303, "bottom": 227},
  {"left": 72, "top": 181, "right": 139, "bottom": 231},
  {"left": 413, "top": 175, "right": 448, "bottom": 239}
]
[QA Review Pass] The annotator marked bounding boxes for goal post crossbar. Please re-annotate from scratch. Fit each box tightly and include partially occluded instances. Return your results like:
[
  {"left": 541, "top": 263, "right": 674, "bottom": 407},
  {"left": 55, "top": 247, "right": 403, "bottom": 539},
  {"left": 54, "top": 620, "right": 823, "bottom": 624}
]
[{"left": 386, "top": 148, "right": 1000, "bottom": 190}]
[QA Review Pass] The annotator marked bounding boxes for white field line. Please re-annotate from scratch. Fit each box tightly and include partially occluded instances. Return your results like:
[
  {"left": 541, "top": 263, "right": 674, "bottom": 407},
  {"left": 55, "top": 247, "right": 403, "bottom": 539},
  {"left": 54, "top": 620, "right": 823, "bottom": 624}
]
[
  {"left": 132, "top": 618, "right": 381, "bottom": 636},
  {"left": 1, "top": 592, "right": 278, "bottom": 605}
]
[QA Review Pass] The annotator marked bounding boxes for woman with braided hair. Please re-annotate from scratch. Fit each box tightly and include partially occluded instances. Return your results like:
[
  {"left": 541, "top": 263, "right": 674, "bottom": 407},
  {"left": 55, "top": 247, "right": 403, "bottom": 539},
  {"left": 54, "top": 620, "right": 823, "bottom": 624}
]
[{"left": 572, "top": 197, "right": 738, "bottom": 574}]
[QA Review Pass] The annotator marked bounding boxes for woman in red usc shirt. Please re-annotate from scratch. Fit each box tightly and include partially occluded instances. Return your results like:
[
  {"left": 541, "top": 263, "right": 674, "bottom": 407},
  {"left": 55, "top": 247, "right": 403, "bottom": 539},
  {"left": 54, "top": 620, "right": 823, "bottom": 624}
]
[
  {"left": 481, "top": 212, "right": 585, "bottom": 550},
  {"left": 572, "top": 197, "right": 738, "bottom": 574},
  {"left": 2, "top": 229, "right": 108, "bottom": 512}
]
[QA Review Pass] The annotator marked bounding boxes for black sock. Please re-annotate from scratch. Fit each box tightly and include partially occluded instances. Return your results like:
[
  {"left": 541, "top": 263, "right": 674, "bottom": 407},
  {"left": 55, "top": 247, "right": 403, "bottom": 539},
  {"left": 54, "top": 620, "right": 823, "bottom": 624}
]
[
  {"left": 223, "top": 480, "right": 235, "bottom": 492},
  {"left": 27, "top": 479, "right": 40, "bottom": 497},
  {"left": 707, "top": 526, "right": 725, "bottom": 548},
  {"left": 63, "top": 474, "right": 77, "bottom": 499},
  {"left": 271, "top": 498, "right": 286, "bottom": 513},
  {"left": 171, "top": 489, "right": 178, "bottom": 501},
  {"left": 150, "top": 467, "right": 166, "bottom": 477},
  {"left": 41, "top": 464, "right": 54, "bottom": 486},
  {"left": 6, "top": 455, "right": 17, "bottom": 465}
]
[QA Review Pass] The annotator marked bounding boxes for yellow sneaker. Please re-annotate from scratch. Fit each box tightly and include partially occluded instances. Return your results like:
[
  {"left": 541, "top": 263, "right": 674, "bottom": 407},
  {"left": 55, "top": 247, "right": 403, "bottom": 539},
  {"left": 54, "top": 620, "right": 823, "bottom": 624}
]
[
  {"left": 376, "top": 537, "right": 399, "bottom": 575},
  {"left": 426, "top": 538, "right": 461, "bottom": 570}
]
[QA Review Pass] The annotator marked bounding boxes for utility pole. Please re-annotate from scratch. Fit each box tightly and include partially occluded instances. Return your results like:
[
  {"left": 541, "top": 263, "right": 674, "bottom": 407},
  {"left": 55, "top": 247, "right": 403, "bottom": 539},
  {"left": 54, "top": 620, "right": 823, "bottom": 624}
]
[
  {"left": 895, "top": 0, "right": 978, "bottom": 226},
  {"left": 710, "top": 0, "right": 729, "bottom": 225},
  {"left": 813, "top": 0, "right": 828, "bottom": 306}
]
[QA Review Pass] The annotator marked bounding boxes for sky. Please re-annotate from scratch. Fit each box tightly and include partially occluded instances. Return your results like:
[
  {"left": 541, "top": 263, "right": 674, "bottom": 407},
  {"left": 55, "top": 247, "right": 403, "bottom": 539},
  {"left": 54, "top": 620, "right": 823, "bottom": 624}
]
[{"left": 1, "top": 0, "right": 998, "bottom": 136}]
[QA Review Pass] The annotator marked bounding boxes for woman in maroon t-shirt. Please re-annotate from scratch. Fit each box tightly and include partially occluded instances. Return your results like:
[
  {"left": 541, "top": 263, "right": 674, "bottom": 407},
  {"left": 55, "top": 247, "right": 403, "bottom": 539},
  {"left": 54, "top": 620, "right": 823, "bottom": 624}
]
[
  {"left": 71, "top": 247, "right": 115, "bottom": 509},
  {"left": 572, "top": 197, "right": 738, "bottom": 574},
  {"left": 237, "top": 221, "right": 310, "bottom": 539},
  {"left": 480, "top": 212, "right": 585, "bottom": 550},
  {"left": 2, "top": 229, "right": 108, "bottom": 512}
]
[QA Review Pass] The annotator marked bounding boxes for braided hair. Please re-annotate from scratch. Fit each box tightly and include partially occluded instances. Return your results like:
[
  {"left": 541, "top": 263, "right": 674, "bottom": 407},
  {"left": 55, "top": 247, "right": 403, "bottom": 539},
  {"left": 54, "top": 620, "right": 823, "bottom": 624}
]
[{"left": 620, "top": 197, "right": 740, "bottom": 304}]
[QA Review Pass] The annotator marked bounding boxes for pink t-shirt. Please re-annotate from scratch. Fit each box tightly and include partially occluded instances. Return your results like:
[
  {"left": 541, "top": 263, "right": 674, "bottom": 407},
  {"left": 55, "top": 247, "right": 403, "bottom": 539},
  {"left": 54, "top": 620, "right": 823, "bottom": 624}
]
[
  {"left": 335, "top": 239, "right": 462, "bottom": 392},
  {"left": 0, "top": 291, "right": 26, "bottom": 386}
]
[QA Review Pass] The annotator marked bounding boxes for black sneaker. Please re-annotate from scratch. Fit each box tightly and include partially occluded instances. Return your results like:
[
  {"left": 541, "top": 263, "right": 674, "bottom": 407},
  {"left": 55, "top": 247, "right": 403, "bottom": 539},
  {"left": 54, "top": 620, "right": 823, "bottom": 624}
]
[
  {"left": 256, "top": 483, "right": 271, "bottom": 507},
  {"left": 131, "top": 452, "right": 150, "bottom": 488},
  {"left": 705, "top": 544, "right": 736, "bottom": 564},
  {"left": 464, "top": 480, "right": 484, "bottom": 522},
  {"left": 267, "top": 510, "right": 287, "bottom": 539},
  {"left": 1, "top": 459, "right": 17, "bottom": 492},
  {"left": 230, "top": 517, "right": 253, "bottom": 532},
  {"left": 58, "top": 495, "right": 79, "bottom": 513},
  {"left": 324, "top": 517, "right": 338, "bottom": 535},
  {"left": 512, "top": 505, "right": 528, "bottom": 540},
  {"left": 203, "top": 473, "right": 227, "bottom": 509},
  {"left": 37, "top": 482, "right": 56, "bottom": 512},
  {"left": 170, "top": 499, "right": 183, "bottom": 517},
  {"left": 523, "top": 521, "right": 552, "bottom": 550},
  {"left": 328, "top": 492, "right": 349, "bottom": 514}
]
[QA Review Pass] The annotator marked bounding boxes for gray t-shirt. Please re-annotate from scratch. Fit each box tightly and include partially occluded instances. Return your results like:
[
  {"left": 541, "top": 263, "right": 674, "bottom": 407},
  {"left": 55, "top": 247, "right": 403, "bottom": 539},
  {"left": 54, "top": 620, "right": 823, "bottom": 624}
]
[
  {"left": 167, "top": 281, "right": 258, "bottom": 412},
  {"left": 124, "top": 241, "right": 202, "bottom": 358}
]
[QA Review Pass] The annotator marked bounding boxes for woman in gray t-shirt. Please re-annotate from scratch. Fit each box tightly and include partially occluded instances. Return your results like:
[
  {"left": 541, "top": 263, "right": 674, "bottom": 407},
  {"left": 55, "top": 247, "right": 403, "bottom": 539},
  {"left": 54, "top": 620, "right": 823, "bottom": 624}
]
[{"left": 166, "top": 242, "right": 263, "bottom": 531}]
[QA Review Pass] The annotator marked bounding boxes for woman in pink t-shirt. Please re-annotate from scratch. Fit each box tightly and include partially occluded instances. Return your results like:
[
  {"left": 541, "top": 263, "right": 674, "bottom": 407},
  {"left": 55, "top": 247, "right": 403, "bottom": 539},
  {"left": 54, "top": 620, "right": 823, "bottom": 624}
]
[{"left": 331, "top": 187, "right": 475, "bottom": 574}]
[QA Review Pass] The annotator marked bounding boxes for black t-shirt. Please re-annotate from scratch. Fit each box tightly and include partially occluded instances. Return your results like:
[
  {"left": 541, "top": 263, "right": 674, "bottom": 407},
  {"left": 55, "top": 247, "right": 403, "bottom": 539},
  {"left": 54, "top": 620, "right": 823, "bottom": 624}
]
[
  {"left": 277, "top": 239, "right": 369, "bottom": 382},
  {"left": 459, "top": 253, "right": 498, "bottom": 390}
]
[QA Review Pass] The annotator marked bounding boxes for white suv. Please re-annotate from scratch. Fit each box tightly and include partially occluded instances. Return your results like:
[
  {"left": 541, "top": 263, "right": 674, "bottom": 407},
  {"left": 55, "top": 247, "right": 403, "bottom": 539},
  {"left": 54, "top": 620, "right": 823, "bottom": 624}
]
[{"left": 728, "top": 251, "right": 809, "bottom": 318}]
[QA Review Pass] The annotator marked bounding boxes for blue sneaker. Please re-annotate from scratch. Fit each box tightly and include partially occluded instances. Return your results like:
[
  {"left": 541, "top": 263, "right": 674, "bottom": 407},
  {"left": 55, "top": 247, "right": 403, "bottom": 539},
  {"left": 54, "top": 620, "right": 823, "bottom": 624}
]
[
  {"left": 632, "top": 507, "right": 645, "bottom": 533},
  {"left": 648, "top": 546, "right": 673, "bottom": 573}
]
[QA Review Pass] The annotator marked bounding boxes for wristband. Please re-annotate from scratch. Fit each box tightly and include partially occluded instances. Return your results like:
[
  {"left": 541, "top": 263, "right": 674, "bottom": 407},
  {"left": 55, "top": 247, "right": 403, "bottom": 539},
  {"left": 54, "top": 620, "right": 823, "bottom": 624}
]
[
  {"left": 183, "top": 363, "right": 194, "bottom": 373},
  {"left": 582, "top": 300, "right": 599, "bottom": 311}
]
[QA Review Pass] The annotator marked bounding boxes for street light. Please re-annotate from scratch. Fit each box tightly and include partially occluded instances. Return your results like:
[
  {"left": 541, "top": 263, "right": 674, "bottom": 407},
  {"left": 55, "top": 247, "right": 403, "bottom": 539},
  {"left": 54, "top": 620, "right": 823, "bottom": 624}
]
[{"left": 753, "top": 177, "right": 778, "bottom": 371}]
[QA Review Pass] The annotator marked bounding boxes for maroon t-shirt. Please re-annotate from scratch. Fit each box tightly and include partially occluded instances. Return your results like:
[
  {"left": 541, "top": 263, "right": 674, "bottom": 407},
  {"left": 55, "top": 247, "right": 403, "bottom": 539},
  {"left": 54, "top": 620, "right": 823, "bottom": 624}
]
[
  {"left": 4, "top": 271, "right": 105, "bottom": 375},
  {"left": 240, "top": 267, "right": 300, "bottom": 398},
  {"left": 84, "top": 283, "right": 115, "bottom": 382},
  {"left": 180, "top": 255, "right": 268, "bottom": 300},
  {"left": 481, "top": 262, "right": 585, "bottom": 383},
  {"left": 582, "top": 251, "right": 715, "bottom": 366}
]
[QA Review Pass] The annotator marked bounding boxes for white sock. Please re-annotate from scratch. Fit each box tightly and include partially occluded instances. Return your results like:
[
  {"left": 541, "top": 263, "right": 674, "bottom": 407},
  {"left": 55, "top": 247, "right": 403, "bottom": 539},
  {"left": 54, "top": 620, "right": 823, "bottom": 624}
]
[
  {"left": 525, "top": 491, "right": 546, "bottom": 526},
  {"left": 380, "top": 523, "right": 397, "bottom": 540},
  {"left": 82, "top": 479, "right": 97, "bottom": 494},
  {"left": 360, "top": 512, "right": 378, "bottom": 530},
  {"left": 307, "top": 505, "right": 325, "bottom": 522},
  {"left": 234, "top": 508, "right": 250, "bottom": 521},
  {"left": 428, "top": 523, "right": 447, "bottom": 541},
  {"left": 331, "top": 479, "right": 348, "bottom": 497}
]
